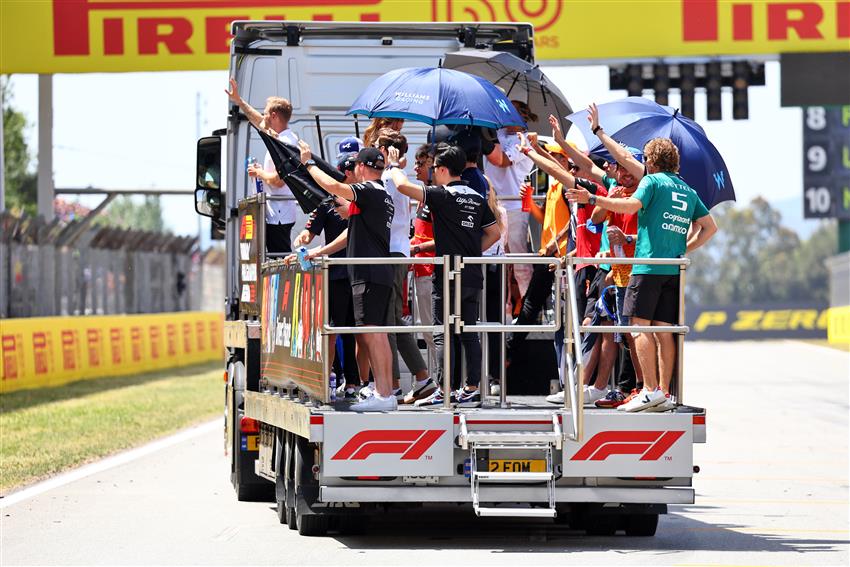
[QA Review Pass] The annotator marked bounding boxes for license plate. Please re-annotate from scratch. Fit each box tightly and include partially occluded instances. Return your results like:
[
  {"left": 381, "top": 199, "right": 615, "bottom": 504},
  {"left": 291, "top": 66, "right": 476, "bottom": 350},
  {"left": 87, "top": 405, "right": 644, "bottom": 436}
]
[{"left": 488, "top": 459, "right": 546, "bottom": 473}]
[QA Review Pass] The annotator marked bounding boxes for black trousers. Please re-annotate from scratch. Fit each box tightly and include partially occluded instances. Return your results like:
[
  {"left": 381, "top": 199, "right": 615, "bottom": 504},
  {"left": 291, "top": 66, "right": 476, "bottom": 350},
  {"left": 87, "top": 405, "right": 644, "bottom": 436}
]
[
  {"left": 511, "top": 263, "right": 555, "bottom": 346},
  {"left": 433, "top": 280, "right": 482, "bottom": 389},
  {"left": 266, "top": 223, "right": 294, "bottom": 254},
  {"left": 485, "top": 266, "right": 502, "bottom": 382},
  {"left": 331, "top": 334, "right": 360, "bottom": 387}
]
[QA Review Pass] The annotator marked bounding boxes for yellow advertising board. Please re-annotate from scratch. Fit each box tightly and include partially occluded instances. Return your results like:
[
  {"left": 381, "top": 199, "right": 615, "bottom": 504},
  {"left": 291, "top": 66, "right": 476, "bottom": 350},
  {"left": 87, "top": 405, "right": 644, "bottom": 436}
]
[
  {"left": 828, "top": 305, "right": 850, "bottom": 344},
  {"left": 0, "top": 312, "right": 224, "bottom": 394},
  {"left": 1, "top": 0, "right": 848, "bottom": 74}
]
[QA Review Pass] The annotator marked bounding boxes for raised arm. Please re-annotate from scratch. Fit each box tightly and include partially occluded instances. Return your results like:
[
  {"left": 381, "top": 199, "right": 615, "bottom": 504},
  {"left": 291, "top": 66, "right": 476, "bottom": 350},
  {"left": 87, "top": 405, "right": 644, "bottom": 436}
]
[
  {"left": 566, "top": 185, "right": 642, "bottom": 215},
  {"left": 517, "top": 133, "right": 576, "bottom": 189},
  {"left": 549, "top": 114, "right": 605, "bottom": 182},
  {"left": 686, "top": 214, "right": 718, "bottom": 253},
  {"left": 225, "top": 78, "right": 266, "bottom": 132},
  {"left": 387, "top": 147, "right": 426, "bottom": 201},
  {"left": 586, "top": 103, "right": 644, "bottom": 181},
  {"left": 299, "top": 140, "right": 355, "bottom": 201}
]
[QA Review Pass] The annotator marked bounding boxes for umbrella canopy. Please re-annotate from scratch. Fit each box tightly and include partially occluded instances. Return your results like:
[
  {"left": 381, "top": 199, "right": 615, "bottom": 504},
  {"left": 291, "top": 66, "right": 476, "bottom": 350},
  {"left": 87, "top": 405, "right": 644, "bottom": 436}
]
[
  {"left": 567, "top": 97, "right": 735, "bottom": 208},
  {"left": 257, "top": 129, "right": 343, "bottom": 214},
  {"left": 442, "top": 50, "right": 572, "bottom": 134},
  {"left": 347, "top": 66, "right": 526, "bottom": 129}
]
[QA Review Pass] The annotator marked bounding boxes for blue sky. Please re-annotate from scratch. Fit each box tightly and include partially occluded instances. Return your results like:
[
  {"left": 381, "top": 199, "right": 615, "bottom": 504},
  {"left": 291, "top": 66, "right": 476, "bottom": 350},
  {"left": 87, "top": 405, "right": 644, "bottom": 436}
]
[{"left": 5, "top": 62, "right": 816, "bottom": 239}]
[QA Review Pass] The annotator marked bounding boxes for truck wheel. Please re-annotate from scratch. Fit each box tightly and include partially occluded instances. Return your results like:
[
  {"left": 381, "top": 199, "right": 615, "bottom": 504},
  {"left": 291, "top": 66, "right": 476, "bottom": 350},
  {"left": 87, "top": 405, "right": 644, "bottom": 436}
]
[
  {"left": 625, "top": 513, "right": 658, "bottom": 536},
  {"left": 275, "top": 430, "right": 287, "bottom": 524},
  {"left": 284, "top": 433, "right": 298, "bottom": 531},
  {"left": 294, "top": 435, "right": 328, "bottom": 537},
  {"left": 585, "top": 515, "right": 618, "bottom": 536}
]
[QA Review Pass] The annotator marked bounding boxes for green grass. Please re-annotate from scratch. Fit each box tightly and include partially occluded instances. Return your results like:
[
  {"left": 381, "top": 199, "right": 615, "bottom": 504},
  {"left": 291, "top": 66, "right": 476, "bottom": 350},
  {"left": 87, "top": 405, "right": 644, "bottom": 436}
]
[{"left": 0, "top": 362, "right": 223, "bottom": 494}]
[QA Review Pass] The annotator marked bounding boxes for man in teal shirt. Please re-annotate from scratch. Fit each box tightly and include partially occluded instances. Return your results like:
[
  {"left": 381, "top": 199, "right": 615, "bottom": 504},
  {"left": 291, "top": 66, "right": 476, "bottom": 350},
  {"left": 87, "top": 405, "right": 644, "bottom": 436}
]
[{"left": 566, "top": 103, "right": 717, "bottom": 413}]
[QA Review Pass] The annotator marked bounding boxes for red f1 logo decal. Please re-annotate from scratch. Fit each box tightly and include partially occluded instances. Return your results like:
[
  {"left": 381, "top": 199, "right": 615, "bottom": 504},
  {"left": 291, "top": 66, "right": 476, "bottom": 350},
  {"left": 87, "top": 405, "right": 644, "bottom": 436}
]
[
  {"left": 332, "top": 430, "right": 445, "bottom": 461},
  {"left": 571, "top": 431, "right": 684, "bottom": 461}
]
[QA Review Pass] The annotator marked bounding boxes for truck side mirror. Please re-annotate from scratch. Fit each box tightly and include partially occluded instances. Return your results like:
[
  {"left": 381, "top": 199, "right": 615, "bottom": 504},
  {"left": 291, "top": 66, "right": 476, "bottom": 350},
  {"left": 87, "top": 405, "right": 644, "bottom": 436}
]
[{"left": 196, "top": 136, "right": 222, "bottom": 219}]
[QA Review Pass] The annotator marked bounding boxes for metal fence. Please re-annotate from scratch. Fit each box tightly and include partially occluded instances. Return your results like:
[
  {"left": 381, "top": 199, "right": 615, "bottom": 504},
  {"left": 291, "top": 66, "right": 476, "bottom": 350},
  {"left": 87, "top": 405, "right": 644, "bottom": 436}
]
[{"left": 0, "top": 211, "right": 218, "bottom": 318}]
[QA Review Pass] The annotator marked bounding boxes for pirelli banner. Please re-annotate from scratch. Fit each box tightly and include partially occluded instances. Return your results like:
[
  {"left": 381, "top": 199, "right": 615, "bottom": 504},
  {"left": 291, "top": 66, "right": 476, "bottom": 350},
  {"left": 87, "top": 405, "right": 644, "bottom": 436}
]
[
  {"left": 1, "top": 0, "right": 849, "bottom": 74},
  {"left": 0, "top": 312, "right": 224, "bottom": 394},
  {"left": 687, "top": 303, "right": 829, "bottom": 341}
]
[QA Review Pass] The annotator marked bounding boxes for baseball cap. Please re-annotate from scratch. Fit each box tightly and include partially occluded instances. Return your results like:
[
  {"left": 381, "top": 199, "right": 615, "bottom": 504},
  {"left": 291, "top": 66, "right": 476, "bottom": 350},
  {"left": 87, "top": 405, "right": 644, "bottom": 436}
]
[
  {"left": 336, "top": 151, "right": 357, "bottom": 172},
  {"left": 355, "top": 147, "right": 385, "bottom": 170},
  {"left": 338, "top": 136, "right": 361, "bottom": 154},
  {"left": 544, "top": 142, "right": 566, "bottom": 156}
]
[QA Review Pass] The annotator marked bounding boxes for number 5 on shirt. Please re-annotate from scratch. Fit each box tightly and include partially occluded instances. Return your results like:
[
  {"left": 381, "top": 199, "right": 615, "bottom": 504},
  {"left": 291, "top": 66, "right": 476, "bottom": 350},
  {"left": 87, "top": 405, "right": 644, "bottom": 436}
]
[{"left": 671, "top": 191, "right": 689, "bottom": 212}]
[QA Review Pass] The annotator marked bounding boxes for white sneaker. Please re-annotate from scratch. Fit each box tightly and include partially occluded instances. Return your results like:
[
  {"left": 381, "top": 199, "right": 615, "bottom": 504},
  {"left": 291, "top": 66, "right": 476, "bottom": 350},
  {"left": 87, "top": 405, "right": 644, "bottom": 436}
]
[
  {"left": 490, "top": 383, "right": 501, "bottom": 397},
  {"left": 645, "top": 394, "right": 676, "bottom": 413},
  {"left": 546, "top": 390, "right": 564, "bottom": 404},
  {"left": 583, "top": 386, "right": 607, "bottom": 406},
  {"left": 350, "top": 394, "right": 398, "bottom": 413},
  {"left": 357, "top": 383, "right": 375, "bottom": 399},
  {"left": 621, "top": 388, "right": 666, "bottom": 412},
  {"left": 403, "top": 378, "right": 438, "bottom": 404}
]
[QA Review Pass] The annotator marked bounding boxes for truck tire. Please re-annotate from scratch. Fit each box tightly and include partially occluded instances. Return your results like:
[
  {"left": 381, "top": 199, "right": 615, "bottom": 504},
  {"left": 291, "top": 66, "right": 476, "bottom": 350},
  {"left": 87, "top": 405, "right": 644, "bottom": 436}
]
[
  {"left": 585, "top": 514, "right": 618, "bottom": 536},
  {"left": 275, "top": 430, "right": 287, "bottom": 524},
  {"left": 294, "top": 435, "right": 328, "bottom": 537},
  {"left": 625, "top": 513, "right": 658, "bottom": 536}
]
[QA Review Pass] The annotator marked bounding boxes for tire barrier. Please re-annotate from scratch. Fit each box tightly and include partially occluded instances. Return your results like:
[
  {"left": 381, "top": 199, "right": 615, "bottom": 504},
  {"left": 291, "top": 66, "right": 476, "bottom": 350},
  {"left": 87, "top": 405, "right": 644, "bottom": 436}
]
[{"left": 0, "top": 312, "right": 223, "bottom": 394}]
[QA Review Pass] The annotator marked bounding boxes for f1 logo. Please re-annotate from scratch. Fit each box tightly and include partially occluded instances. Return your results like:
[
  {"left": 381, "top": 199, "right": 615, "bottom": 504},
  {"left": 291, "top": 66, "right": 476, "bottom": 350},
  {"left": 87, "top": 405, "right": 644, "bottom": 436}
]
[
  {"left": 332, "top": 430, "right": 446, "bottom": 461},
  {"left": 571, "top": 431, "right": 684, "bottom": 461}
]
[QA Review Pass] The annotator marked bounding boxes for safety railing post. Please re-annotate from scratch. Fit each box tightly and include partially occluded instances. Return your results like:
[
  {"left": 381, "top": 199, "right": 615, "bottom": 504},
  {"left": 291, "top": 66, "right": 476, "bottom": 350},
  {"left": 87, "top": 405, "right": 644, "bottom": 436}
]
[
  {"left": 480, "top": 267, "right": 489, "bottom": 403},
  {"left": 676, "top": 261, "right": 687, "bottom": 404},
  {"left": 499, "top": 262, "right": 508, "bottom": 409},
  {"left": 322, "top": 259, "right": 331, "bottom": 404},
  {"left": 443, "top": 256, "right": 452, "bottom": 410}
]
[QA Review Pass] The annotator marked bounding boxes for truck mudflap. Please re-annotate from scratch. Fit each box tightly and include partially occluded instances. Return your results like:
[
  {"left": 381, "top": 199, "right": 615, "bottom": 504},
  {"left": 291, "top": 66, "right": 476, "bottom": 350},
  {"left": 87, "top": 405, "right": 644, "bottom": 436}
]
[
  {"left": 321, "top": 413, "right": 455, "bottom": 477},
  {"left": 563, "top": 412, "right": 694, "bottom": 478}
]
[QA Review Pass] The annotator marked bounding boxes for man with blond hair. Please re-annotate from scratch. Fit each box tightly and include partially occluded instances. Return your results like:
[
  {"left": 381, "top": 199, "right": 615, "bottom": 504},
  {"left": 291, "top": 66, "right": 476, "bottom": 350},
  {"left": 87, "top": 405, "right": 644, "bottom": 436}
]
[
  {"left": 226, "top": 78, "right": 298, "bottom": 253},
  {"left": 566, "top": 103, "right": 718, "bottom": 413}
]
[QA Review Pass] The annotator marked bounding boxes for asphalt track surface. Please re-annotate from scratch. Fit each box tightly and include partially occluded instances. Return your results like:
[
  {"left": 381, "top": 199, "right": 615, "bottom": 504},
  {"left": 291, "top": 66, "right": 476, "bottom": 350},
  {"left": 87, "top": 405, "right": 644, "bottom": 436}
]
[{"left": 2, "top": 341, "right": 848, "bottom": 566}]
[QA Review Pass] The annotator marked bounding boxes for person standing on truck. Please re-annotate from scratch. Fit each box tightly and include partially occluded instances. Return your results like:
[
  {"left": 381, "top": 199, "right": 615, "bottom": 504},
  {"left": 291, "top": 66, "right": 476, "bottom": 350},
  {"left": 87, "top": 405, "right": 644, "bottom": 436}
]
[
  {"left": 588, "top": 149, "right": 646, "bottom": 404},
  {"left": 226, "top": 78, "right": 298, "bottom": 254},
  {"left": 409, "top": 145, "right": 439, "bottom": 381},
  {"left": 298, "top": 142, "right": 397, "bottom": 412},
  {"left": 290, "top": 152, "right": 361, "bottom": 400},
  {"left": 566, "top": 103, "right": 718, "bottom": 412},
  {"left": 482, "top": 101, "right": 536, "bottom": 299},
  {"left": 386, "top": 144, "right": 501, "bottom": 408},
  {"left": 373, "top": 129, "right": 435, "bottom": 403}
]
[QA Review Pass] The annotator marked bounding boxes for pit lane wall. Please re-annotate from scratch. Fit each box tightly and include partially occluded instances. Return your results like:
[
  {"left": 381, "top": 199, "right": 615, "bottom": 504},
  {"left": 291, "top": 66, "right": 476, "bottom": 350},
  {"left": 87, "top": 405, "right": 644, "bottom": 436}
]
[{"left": 0, "top": 312, "right": 224, "bottom": 394}]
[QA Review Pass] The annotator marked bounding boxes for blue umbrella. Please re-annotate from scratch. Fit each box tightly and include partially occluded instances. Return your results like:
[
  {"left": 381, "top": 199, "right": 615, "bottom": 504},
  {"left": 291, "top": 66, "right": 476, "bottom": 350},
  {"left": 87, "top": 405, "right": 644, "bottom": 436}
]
[
  {"left": 347, "top": 67, "right": 526, "bottom": 130},
  {"left": 567, "top": 97, "right": 735, "bottom": 208}
]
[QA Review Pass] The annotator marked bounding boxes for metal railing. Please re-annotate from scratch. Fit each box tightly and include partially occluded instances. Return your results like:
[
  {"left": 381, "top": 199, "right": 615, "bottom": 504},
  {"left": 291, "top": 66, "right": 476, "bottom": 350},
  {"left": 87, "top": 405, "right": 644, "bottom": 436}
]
[{"left": 559, "top": 255, "right": 691, "bottom": 440}]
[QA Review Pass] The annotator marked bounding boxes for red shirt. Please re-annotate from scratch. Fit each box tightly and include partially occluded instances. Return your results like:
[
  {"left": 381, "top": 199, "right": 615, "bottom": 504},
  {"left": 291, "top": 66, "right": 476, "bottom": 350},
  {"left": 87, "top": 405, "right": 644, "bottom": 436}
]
[
  {"left": 574, "top": 183, "right": 607, "bottom": 270},
  {"left": 411, "top": 204, "right": 435, "bottom": 278}
]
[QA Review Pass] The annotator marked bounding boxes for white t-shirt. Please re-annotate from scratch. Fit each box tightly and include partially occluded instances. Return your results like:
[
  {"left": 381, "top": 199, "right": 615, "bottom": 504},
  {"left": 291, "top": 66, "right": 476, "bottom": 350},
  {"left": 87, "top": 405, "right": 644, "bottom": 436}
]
[
  {"left": 382, "top": 168, "right": 412, "bottom": 256},
  {"left": 483, "top": 128, "right": 534, "bottom": 212},
  {"left": 260, "top": 128, "right": 299, "bottom": 225}
]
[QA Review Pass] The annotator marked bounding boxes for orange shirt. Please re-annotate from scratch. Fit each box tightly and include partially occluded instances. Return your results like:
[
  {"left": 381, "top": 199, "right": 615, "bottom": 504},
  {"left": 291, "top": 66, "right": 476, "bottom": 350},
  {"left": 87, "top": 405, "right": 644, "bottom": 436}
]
[{"left": 539, "top": 181, "right": 571, "bottom": 256}]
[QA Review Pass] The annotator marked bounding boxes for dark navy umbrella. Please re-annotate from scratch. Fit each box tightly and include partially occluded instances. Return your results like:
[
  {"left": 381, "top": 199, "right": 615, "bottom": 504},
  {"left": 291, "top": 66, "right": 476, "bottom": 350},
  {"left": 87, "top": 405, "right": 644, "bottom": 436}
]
[
  {"left": 567, "top": 97, "right": 735, "bottom": 208},
  {"left": 347, "top": 67, "right": 526, "bottom": 129}
]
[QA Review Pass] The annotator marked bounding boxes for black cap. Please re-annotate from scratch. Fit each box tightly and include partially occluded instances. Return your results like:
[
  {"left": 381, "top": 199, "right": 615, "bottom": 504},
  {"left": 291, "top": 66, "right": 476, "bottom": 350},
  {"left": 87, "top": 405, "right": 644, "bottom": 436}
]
[{"left": 356, "top": 147, "right": 385, "bottom": 170}]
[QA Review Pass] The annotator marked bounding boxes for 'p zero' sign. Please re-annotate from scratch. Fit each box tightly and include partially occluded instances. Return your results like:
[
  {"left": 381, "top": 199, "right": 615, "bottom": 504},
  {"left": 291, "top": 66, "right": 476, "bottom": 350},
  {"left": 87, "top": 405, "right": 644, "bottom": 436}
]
[{"left": 323, "top": 413, "right": 453, "bottom": 477}]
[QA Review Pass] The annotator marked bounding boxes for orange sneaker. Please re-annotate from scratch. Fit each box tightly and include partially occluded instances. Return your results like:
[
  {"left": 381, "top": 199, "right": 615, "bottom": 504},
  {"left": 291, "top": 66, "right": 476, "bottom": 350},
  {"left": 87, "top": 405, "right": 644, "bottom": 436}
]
[{"left": 616, "top": 389, "right": 641, "bottom": 411}]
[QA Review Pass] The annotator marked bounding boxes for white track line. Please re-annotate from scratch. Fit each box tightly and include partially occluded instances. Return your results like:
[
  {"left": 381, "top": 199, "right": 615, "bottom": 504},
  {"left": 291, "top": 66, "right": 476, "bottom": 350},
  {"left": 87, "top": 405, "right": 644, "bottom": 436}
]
[{"left": 0, "top": 418, "right": 220, "bottom": 509}]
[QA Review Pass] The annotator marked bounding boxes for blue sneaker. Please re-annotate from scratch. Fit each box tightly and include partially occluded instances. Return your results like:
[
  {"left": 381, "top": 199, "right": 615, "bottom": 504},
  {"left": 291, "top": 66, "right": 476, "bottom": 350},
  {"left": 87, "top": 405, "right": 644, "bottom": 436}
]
[
  {"left": 414, "top": 389, "right": 456, "bottom": 407},
  {"left": 455, "top": 388, "right": 481, "bottom": 408}
]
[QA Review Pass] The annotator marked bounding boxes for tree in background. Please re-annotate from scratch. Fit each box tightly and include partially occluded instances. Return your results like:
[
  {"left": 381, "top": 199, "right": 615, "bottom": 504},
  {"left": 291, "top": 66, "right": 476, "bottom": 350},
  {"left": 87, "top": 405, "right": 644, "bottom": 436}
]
[
  {"left": 94, "top": 195, "right": 165, "bottom": 233},
  {"left": 688, "top": 197, "right": 836, "bottom": 305},
  {"left": 2, "top": 78, "right": 37, "bottom": 216}
]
